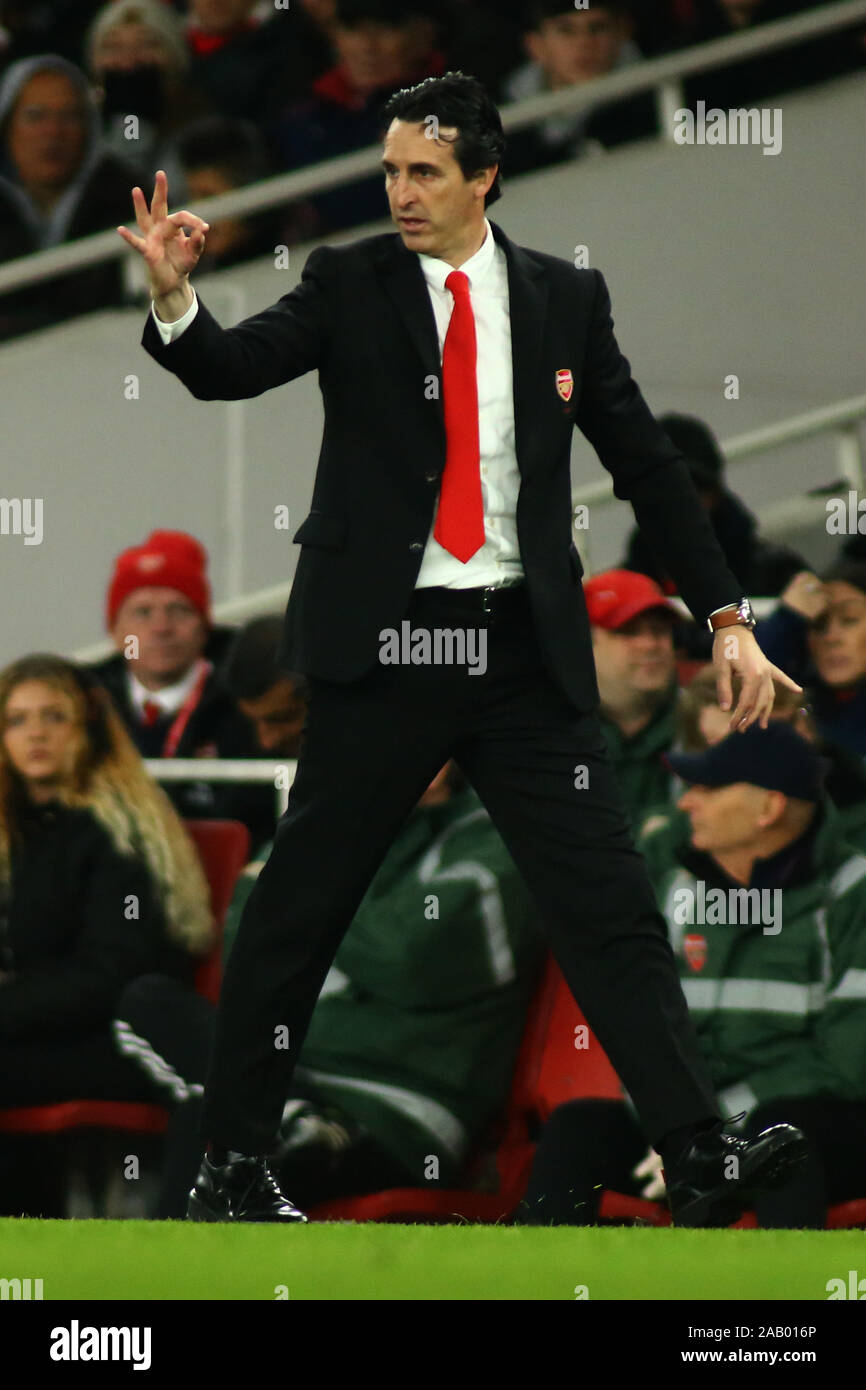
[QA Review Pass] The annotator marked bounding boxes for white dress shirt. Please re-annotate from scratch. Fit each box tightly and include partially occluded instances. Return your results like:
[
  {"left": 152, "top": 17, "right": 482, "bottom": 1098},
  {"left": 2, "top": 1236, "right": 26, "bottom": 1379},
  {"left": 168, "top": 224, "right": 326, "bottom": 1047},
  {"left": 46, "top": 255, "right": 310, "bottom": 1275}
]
[
  {"left": 150, "top": 217, "right": 525, "bottom": 591},
  {"left": 127, "top": 658, "right": 208, "bottom": 723}
]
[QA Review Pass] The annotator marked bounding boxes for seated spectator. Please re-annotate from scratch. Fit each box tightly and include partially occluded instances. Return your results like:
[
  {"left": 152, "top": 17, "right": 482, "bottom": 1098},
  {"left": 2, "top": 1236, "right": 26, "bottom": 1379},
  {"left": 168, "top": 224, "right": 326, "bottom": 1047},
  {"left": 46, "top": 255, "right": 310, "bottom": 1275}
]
[
  {"left": 85, "top": 0, "right": 211, "bottom": 192},
  {"left": 500, "top": 0, "right": 658, "bottom": 179},
  {"left": 184, "top": 0, "right": 308, "bottom": 123},
  {"left": 114, "top": 758, "right": 546, "bottom": 1210},
  {"left": 175, "top": 116, "right": 282, "bottom": 271},
  {"left": 266, "top": 0, "right": 446, "bottom": 238},
  {"left": 516, "top": 723, "right": 866, "bottom": 1228},
  {"left": 88, "top": 529, "right": 276, "bottom": 852},
  {"left": 584, "top": 569, "right": 681, "bottom": 828},
  {"left": 0, "top": 54, "right": 146, "bottom": 340},
  {"left": 623, "top": 414, "right": 806, "bottom": 602},
  {"left": 435, "top": 0, "right": 524, "bottom": 101},
  {"left": 0, "top": 654, "right": 213, "bottom": 1219},
  {"left": 756, "top": 561, "right": 866, "bottom": 760},
  {"left": 220, "top": 615, "right": 309, "bottom": 757},
  {"left": 677, "top": 0, "right": 865, "bottom": 110},
  {"left": 0, "top": 2, "right": 106, "bottom": 72},
  {"left": 654, "top": 663, "right": 866, "bottom": 851}
]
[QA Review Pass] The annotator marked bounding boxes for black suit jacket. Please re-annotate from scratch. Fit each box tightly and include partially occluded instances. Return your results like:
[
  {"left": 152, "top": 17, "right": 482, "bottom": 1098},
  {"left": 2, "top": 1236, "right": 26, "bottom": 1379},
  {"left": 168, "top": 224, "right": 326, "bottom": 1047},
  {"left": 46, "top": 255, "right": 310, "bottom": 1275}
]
[{"left": 141, "top": 219, "right": 742, "bottom": 711}]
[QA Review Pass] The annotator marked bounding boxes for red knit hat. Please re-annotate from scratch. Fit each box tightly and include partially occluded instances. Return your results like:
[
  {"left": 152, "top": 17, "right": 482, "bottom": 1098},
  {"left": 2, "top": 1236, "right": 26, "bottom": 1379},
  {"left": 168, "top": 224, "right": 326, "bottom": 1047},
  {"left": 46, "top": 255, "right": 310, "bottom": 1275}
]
[{"left": 106, "top": 530, "right": 211, "bottom": 630}]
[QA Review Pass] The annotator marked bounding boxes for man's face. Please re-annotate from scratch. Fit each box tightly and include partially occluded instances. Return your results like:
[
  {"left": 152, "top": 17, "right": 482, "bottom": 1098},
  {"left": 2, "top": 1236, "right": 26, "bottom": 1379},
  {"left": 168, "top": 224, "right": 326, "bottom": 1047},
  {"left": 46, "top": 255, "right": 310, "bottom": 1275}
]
[
  {"left": 184, "top": 166, "right": 248, "bottom": 259},
  {"left": 677, "top": 781, "right": 774, "bottom": 854},
  {"left": 336, "top": 17, "right": 432, "bottom": 99},
  {"left": 382, "top": 118, "right": 496, "bottom": 261},
  {"left": 592, "top": 611, "right": 676, "bottom": 698},
  {"left": 190, "top": 0, "right": 257, "bottom": 33},
  {"left": 525, "top": 7, "right": 628, "bottom": 87},
  {"left": 807, "top": 581, "right": 866, "bottom": 689},
  {"left": 92, "top": 21, "right": 173, "bottom": 74},
  {"left": 237, "top": 678, "right": 307, "bottom": 756},
  {"left": 111, "top": 588, "right": 207, "bottom": 686},
  {"left": 6, "top": 71, "right": 88, "bottom": 193}
]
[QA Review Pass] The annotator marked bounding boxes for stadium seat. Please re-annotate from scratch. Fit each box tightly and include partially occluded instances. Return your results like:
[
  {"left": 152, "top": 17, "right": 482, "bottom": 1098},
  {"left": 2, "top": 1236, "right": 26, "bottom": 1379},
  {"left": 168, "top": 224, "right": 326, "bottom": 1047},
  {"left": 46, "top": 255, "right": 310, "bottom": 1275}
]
[
  {"left": 0, "top": 819, "right": 250, "bottom": 1142},
  {"left": 306, "top": 953, "right": 623, "bottom": 1223},
  {"left": 307, "top": 956, "right": 866, "bottom": 1227}
]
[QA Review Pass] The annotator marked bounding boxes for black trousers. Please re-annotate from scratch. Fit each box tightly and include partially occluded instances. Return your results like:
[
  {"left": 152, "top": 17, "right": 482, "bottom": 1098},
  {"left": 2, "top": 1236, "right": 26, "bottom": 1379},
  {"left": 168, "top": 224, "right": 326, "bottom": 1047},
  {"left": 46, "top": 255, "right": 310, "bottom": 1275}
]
[
  {"left": 515, "top": 1095, "right": 866, "bottom": 1228},
  {"left": 203, "top": 584, "right": 720, "bottom": 1154}
]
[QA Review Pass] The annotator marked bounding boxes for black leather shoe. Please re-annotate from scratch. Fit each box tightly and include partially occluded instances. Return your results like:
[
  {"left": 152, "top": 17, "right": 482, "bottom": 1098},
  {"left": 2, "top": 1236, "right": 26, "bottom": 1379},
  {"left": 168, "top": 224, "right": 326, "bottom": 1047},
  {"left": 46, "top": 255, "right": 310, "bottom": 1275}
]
[
  {"left": 666, "top": 1121, "right": 808, "bottom": 1228},
  {"left": 187, "top": 1152, "right": 309, "bottom": 1223}
]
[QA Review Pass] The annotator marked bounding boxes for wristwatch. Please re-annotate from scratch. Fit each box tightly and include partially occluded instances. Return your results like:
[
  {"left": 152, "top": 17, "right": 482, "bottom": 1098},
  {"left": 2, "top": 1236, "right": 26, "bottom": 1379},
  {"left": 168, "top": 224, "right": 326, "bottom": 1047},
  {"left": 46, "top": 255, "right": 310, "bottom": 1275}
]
[{"left": 707, "top": 598, "right": 757, "bottom": 633}]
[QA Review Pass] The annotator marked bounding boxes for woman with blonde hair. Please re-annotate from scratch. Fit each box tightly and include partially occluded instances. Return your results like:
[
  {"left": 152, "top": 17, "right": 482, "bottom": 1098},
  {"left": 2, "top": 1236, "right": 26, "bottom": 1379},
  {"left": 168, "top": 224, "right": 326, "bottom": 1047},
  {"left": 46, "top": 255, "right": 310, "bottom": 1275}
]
[{"left": 0, "top": 653, "right": 213, "bottom": 1217}]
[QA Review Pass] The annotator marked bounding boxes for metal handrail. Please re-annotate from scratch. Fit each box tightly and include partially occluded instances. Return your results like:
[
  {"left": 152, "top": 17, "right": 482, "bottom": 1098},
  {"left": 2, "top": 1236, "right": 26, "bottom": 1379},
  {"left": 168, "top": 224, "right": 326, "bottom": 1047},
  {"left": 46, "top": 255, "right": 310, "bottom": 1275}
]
[
  {"left": 145, "top": 756, "right": 296, "bottom": 816},
  {"left": 0, "top": 0, "right": 863, "bottom": 295},
  {"left": 570, "top": 394, "right": 866, "bottom": 511}
]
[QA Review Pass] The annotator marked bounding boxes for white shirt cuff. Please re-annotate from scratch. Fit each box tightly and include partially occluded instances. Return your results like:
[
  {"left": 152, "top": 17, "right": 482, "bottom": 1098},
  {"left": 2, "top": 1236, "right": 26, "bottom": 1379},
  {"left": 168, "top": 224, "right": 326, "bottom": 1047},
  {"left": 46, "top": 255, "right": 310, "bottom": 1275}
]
[{"left": 151, "top": 288, "right": 198, "bottom": 344}]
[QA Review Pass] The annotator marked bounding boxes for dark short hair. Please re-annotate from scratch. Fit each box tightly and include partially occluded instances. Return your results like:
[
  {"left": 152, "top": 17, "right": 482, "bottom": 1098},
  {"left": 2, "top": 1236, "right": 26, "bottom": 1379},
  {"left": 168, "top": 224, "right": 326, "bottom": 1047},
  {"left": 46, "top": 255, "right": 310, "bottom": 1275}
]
[
  {"left": 379, "top": 71, "right": 505, "bottom": 208},
  {"left": 336, "top": 0, "right": 434, "bottom": 25},
  {"left": 524, "top": 0, "right": 630, "bottom": 28},
  {"left": 176, "top": 116, "right": 270, "bottom": 185},
  {"left": 221, "top": 616, "right": 308, "bottom": 702}
]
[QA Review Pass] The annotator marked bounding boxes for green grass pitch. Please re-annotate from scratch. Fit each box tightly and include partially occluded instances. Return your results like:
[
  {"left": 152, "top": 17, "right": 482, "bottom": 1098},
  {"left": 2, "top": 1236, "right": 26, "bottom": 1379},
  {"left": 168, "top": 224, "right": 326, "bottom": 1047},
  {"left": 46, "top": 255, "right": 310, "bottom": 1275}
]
[{"left": 1, "top": 1219, "right": 859, "bottom": 1300}]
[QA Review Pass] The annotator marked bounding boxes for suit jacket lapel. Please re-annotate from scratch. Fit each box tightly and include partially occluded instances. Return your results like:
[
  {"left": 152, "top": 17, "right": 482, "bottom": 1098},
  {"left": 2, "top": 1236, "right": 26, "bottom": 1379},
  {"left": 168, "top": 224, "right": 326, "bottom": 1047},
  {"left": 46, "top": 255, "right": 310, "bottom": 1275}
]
[{"left": 373, "top": 219, "right": 549, "bottom": 480}]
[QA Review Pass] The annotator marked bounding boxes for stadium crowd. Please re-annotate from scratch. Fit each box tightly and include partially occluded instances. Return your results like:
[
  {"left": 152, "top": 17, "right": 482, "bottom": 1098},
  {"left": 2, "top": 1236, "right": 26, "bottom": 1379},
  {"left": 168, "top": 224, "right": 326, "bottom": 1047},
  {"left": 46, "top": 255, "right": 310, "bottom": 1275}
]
[
  {"left": 1, "top": 4, "right": 865, "bottom": 1227},
  {"left": 0, "top": 0, "right": 863, "bottom": 337}
]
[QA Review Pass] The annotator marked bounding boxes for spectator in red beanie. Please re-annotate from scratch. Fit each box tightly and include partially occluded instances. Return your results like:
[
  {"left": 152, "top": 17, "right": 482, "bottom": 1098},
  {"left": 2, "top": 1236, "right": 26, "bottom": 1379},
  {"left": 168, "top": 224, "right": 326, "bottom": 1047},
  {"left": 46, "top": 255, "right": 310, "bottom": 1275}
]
[{"left": 86, "top": 528, "right": 277, "bottom": 851}]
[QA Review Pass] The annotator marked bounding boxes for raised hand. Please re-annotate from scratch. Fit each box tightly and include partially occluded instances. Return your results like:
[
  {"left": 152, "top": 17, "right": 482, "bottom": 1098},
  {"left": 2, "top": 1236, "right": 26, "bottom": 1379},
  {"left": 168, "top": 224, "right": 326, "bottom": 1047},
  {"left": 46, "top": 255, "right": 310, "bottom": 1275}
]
[{"left": 116, "top": 169, "right": 209, "bottom": 303}]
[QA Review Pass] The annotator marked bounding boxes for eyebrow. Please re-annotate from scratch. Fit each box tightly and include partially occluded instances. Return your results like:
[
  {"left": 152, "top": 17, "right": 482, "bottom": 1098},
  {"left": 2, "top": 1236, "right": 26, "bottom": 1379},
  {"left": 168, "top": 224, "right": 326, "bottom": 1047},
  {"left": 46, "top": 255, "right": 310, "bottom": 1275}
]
[{"left": 380, "top": 159, "right": 441, "bottom": 173}]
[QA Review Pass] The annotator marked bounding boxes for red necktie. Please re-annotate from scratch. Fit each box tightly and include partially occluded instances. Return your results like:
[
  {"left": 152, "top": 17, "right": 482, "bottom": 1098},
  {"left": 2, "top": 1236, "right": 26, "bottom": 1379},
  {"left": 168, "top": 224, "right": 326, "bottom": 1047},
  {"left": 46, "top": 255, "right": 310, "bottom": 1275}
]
[
  {"left": 434, "top": 270, "right": 484, "bottom": 562},
  {"left": 142, "top": 699, "right": 163, "bottom": 727}
]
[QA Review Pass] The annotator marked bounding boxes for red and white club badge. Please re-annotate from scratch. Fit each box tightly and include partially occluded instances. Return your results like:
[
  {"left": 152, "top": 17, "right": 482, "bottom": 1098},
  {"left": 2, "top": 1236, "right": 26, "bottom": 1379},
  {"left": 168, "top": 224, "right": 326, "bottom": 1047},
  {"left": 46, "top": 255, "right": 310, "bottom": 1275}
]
[
  {"left": 684, "top": 934, "right": 708, "bottom": 972},
  {"left": 555, "top": 368, "right": 574, "bottom": 402}
]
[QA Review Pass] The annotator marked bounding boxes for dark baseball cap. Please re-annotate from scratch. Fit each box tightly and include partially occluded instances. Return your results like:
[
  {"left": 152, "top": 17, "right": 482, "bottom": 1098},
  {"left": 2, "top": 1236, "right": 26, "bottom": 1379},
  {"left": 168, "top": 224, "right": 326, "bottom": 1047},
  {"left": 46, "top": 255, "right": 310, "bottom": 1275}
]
[{"left": 664, "top": 723, "right": 830, "bottom": 803}]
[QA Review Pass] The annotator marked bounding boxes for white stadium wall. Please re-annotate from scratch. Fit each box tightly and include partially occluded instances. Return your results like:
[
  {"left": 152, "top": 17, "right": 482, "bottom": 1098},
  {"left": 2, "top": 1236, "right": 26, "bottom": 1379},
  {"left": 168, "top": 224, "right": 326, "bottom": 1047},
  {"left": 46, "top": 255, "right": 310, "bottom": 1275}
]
[{"left": 0, "top": 72, "right": 863, "bottom": 661}]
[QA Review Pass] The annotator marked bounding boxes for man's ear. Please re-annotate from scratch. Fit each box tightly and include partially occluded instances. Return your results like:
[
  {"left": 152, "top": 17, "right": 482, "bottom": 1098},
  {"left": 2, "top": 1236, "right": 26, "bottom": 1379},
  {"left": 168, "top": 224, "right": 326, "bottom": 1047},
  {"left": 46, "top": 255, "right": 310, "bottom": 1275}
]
[{"left": 758, "top": 788, "right": 787, "bottom": 830}]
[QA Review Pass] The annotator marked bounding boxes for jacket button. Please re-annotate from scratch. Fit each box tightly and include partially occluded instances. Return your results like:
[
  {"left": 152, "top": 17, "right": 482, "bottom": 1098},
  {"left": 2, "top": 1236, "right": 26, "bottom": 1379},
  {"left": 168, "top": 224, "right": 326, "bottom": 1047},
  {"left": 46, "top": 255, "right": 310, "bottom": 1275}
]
[
  {"left": 409, "top": 542, "right": 424, "bottom": 553},
  {"left": 425, "top": 471, "right": 438, "bottom": 483}
]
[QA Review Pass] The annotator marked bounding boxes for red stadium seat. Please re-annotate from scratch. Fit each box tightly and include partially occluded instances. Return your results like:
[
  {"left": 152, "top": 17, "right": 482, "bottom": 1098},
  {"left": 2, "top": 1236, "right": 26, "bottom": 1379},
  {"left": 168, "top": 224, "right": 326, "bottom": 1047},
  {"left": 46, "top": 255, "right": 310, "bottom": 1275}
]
[
  {"left": 0, "top": 820, "right": 250, "bottom": 1140},
  {"left": 307, "top": 954, "right": 622, "bottom": 1223},
  {"left": 308, "top": 956, "right": 866, "bottom": 1227}
]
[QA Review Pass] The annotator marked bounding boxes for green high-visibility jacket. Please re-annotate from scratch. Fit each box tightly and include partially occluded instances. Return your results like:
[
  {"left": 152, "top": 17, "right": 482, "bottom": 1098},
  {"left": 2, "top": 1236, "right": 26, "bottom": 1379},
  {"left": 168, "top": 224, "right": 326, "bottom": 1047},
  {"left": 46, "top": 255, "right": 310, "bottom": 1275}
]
[
  {"left": 224, "top": 788, "right": 546, "bottom": 1183},
  {"left": 638, "top": 800, "right": 866, "bottom": 1122}
]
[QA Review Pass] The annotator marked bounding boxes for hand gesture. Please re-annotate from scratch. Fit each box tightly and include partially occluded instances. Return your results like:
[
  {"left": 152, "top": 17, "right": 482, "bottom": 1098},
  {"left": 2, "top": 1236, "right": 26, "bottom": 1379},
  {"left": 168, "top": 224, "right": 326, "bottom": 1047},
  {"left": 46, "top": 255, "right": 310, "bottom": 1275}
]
[
  {"left": 712, "top": 625, "right": 803, "bottom": 733},
  {"left": 632, "top": 1146, "right": 666, "bottom": 1201},
  {"left": 116, "top": 169, "right": 209, "bottom": 300}
]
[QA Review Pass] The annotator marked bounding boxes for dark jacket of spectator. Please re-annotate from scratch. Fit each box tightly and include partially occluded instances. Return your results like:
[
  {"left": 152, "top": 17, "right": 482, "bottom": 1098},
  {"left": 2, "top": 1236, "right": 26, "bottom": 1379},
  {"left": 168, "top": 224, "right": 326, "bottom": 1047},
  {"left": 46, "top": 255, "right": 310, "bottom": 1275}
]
[
  {"left": 0, "top": 797, "right": 197, "bottom": 1042},
  {"left": 88, "top": 624, "right": 277, "bottom": 854},
  {"left": 0, "top": 53, "right": 144, "bottom": 340}
]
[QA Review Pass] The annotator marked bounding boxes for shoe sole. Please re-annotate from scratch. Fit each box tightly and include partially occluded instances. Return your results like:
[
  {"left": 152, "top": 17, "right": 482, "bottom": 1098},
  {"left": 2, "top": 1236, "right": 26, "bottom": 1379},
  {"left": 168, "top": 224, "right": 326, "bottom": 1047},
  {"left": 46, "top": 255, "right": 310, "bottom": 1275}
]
[{"left": 673, "top": 1130, "right": 810, "bottom": 1227}]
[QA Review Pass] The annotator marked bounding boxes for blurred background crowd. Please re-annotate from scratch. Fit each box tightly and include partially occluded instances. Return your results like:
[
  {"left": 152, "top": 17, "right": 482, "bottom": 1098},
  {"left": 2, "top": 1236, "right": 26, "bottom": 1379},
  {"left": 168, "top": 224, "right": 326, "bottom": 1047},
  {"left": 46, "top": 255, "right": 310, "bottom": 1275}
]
[{"left": 0, "top": 0, "right": 864, "bottom": 338}]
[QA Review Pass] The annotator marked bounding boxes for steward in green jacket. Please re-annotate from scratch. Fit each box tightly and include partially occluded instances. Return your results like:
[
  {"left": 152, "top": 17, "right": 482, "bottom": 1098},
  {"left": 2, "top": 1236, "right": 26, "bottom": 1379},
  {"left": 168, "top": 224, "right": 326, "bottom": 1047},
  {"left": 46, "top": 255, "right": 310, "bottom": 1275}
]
[
  {"left": 641, "top": 729, "right": 866, "bottom": 1124},
  {"left": 224, "top": 769, "right": 546, "bottom": 1185}
]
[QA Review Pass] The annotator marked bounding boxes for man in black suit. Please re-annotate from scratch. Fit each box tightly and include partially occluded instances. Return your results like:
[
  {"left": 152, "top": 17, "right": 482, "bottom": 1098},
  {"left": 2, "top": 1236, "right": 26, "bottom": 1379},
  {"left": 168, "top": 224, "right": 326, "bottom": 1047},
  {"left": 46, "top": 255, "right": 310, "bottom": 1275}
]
[{"left": 118, "top": 72, "right": 807, "bottom": 1227}]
